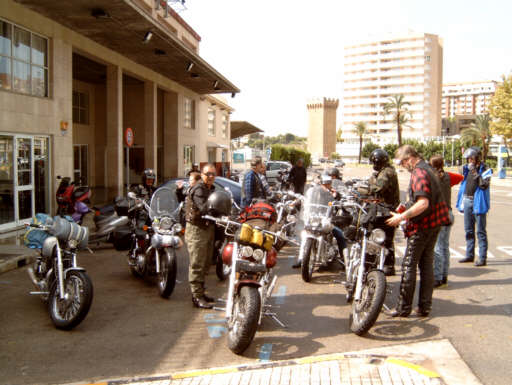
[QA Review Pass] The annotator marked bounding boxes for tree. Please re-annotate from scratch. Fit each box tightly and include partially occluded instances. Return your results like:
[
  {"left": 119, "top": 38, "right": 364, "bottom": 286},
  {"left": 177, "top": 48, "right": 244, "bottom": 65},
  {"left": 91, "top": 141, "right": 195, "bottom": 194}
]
[
  {"left": 355, "top": 121, "right": 367, "bottom": 164},
  {"left": 460, "top": 114, "right": 492, "bottom": 160},
  {"left": 383, "top": 94, "right": 411, "bottom": 146},
  {"left": 362, "top": 142, "right": 379, "bottom": 159},
  {"left": 336, "top": 128, "right": 343, "bottom": 143},
  {"left": 489, "top": 74, "right": 512, "bottom": 144}
]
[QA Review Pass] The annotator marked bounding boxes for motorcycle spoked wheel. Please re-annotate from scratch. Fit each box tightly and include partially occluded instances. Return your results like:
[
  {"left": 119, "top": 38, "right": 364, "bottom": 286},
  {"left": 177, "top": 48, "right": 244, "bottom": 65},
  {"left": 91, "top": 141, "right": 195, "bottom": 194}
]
[
  {"left": 48, "top": 271, "right": 93, "bottom": 330},
  {"left": 227, "top": 286, "right": 261, "bottom": 354},
  {"left": 349, "top": 269, "right": 386, "bottom": 336},
  {"left": 215, "top": 239, "right": 231, "bottom": 281},
  {"left": 301, "top": 238, "right": 316, "bottom": 282},
  {"left": 157, "top": 248, "right": 177, "bottom": 298}
]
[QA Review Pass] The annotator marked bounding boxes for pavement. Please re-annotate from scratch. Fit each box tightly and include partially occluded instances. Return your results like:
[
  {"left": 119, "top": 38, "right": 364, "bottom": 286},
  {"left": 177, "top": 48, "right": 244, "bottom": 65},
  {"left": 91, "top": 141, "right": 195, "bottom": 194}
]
[{"left": 71, "top": 339, "right": 480, "bottom": 385}]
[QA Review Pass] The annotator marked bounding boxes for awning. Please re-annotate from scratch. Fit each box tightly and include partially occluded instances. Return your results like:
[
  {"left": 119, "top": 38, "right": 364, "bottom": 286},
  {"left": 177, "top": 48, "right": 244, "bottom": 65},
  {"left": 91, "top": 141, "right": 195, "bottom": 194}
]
[
  {"left": 207, "top": 142, "right": 228, "bottom": 149},
  {"left": 230, "top": 121, "right": 263, "bottom": 139},
  {"left": 15, "top": 0, "right": 239, "bottom": 95}
]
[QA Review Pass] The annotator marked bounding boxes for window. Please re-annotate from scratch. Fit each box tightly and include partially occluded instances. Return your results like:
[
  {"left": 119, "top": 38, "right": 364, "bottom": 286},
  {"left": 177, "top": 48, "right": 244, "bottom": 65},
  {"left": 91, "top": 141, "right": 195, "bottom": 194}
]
[
  {"left": 183, "top": 145, "right": 195, "bottom": 171},
  {"left": 73, "top": 144, "right": 88, "bottom": 185},
  {"left": 184, "top": 97, "right": 195, "bottom": 130},
  {"left": 72, "top": 91, "right": 89, "bottom": 125},
  {"left": 0, "top": 19, "right": 48, "bottom": 97},
  {"left": 221, "top": 114, "right": 228, "bottom": 138},
  {"left": 208, "top": 107, "right": 216, "bottom": 136}
]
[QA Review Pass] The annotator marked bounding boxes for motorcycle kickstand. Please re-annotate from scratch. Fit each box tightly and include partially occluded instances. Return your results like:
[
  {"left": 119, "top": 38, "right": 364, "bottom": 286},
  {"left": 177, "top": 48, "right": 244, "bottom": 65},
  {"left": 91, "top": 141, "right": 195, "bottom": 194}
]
[{"left": 263, "top": 311, "right": 287, "bottom": 328}]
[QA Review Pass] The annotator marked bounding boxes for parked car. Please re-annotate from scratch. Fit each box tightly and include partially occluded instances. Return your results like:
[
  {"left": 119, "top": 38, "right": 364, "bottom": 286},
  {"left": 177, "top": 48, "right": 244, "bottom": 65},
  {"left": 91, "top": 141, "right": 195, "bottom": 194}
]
[
  {"left": 265, "top": 161, "right": 292, "bottom": 186},
  {"left": 334, "top": 159, "right": 345, "bottom": 168},
  {"left": 161, "top": 176, "right": 242, "bottom": 206}
]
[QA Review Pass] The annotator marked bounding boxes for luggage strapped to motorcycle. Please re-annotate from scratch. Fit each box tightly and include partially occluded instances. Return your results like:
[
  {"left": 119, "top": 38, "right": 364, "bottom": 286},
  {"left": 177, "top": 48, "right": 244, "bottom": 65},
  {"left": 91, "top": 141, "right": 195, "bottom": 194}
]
[{"left": 240, "top": 201, "right": 277, "bottom": 224}]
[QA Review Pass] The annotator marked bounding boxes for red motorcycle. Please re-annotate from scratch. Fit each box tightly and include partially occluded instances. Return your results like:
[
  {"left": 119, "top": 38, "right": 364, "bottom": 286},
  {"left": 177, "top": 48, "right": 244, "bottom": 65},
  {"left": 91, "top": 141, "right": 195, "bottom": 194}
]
[{"left": 55, "top": 176, "right": 90, "bottom": 221}]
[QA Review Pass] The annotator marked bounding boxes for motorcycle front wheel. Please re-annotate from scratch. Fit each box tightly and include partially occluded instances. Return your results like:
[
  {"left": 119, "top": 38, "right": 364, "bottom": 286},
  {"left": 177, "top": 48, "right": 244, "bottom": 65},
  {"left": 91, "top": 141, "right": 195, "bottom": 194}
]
[
  {"left": 227, "top": 285, "right": 261, "bottom": 354},
  {"left": 48, "top": 271, "right": 93, "bottom": 330},
  {"left": 349, "top": 269, "right": 386, "bottom": 336},
  {"left": 157, "top": 248, "right": 177, "bottom": 298},
  {"left": 301, "top": 238, "right": 316, "bottom": 282}
]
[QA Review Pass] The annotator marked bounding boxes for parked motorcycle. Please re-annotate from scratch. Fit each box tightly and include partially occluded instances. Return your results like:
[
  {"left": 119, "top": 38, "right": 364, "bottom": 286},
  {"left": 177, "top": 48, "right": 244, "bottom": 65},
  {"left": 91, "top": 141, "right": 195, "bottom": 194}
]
[
  {"left": 55, "top": 176, "right": 90, "bottom": 220},
  {"left": 337, "top": 191, "right": 390, "bottom": 336},
  {"left": 87, "top": 198, "right": 130, "bottom": 245},
  {"left": 24, "top": 214, "right": 93, "bottom": 330},
  {"left": 124, "top": 188, "right": 183, "bottom": 298},
  {"left": 298, "top": 185, "right": 342, "bottom": 282},
  {"left": 203, "top": 214, "right": 295, "bottom": 354},
  {"left": 273, "top": 190, "right": 302, "bottom": 249}
]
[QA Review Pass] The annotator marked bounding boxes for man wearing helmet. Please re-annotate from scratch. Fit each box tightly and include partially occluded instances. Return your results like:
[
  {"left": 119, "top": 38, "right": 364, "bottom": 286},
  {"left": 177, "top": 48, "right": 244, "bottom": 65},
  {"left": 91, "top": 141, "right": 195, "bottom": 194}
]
[
  {"left": 132, "top": 168, "right": 157, "bottom": 198},
  {"left": 367, "top": 149, "right": 400, "bottom": 276},
  {"left": 455, "top": 147, "right": 491, "bottom": 266},
  {"left": 184, "top": 163, "right": 217, "bottom": 309}
]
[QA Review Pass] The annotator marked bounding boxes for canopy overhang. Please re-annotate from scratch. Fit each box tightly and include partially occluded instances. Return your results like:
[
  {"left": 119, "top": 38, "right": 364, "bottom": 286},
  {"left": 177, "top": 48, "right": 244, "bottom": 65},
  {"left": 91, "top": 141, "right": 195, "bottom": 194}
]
[
  {"left": 230, "top": 121, "right": 263, "bottom": 140},
  {"left": 207, "top": 142, "right": 228, "bottom": 149},
  {"left": 14, "top": 0, "right": 240, "bottom": 95}
]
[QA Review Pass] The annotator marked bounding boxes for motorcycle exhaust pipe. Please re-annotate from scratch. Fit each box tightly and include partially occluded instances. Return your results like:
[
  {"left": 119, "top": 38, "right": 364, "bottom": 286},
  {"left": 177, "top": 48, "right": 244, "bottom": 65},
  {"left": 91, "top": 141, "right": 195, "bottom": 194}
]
[{"left": 27, "top": 266, "right": 40, "bottom": 289}]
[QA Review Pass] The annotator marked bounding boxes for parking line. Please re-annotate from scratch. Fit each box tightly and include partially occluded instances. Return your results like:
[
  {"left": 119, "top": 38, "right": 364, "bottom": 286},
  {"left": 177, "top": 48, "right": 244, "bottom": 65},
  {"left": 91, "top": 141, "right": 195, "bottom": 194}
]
[
  {"left": 273, "top": 285, "right": 287, "bottom": 305},
  {"left": 259, "top": 343, "right": 273, "bottom": 362}
]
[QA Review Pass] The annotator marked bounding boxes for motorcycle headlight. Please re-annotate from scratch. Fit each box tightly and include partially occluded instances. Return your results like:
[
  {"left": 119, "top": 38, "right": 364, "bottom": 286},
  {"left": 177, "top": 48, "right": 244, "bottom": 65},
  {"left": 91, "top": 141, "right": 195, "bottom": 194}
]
[
  {"left": 286, "top": 214, "right": 297, "bottom": 223},
  {"left": 160, "top": 217, "right": 173, "bottom": 230},
  {"left": 310, "top": 218, "right": 321, "bottom": 228},
  {"left": 321, "top": 217, "right": 333, "bottom": 232},
  {"left": 68, "top": 239, "right": 78, "bottom": 249},
  {"left": 172, "top": 223, "right": 183, "bottom": 234},
  {"left": 241, "top": 246, "right": 253, "bottom": 258},
  {"left": 252, "top": 248, "right": 264, "bottom": 261},
  {"left": 370, "top": 228, "right": 386, "bottom": 245}
]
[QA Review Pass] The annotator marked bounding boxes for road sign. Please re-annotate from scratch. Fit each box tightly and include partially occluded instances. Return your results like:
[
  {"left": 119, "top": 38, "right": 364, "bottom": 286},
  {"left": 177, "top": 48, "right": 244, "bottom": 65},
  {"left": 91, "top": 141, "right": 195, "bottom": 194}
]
[{"left": 124, "top": 127, "right": 134, "bottom": 147}]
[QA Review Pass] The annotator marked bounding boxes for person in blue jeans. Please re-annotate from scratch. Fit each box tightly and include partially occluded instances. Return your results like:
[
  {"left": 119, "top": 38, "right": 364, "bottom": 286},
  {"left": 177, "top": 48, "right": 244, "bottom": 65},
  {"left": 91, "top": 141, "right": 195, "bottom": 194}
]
[
  {"left": 429, "top": 155, "right": 463, "bottom": 287},
  {"left": 455, "top": 147, "right": 491, "bottom": 267}
]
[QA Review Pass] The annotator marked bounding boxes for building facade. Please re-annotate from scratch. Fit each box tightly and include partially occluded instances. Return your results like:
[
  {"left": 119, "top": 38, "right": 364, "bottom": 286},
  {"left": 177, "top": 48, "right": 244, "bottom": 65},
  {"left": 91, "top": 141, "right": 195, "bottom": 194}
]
[
  {"left": 442, "top": 81, "right": 496, "bottom": 118},
  {"left": 0, "top": 0, "right": 238, "bottom": 231},
  {"left": 341, "top": 32, "right": 443, "bottom": 145},
  {"left": 307, "top": 98, "right": 339, "bottom": 160}
]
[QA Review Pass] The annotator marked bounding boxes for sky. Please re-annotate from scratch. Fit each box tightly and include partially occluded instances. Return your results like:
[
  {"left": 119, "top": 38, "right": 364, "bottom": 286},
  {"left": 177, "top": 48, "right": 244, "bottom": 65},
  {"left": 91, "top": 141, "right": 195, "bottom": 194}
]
[{"left": 178, "top": 0, "right": 512, "bottom": 137}]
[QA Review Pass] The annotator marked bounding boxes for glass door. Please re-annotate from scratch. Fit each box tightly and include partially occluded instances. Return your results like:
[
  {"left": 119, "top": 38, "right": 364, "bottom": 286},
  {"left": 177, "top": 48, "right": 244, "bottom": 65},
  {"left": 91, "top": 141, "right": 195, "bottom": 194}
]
[
  {"left": 15, "top": 137, "right": 33, "bottom": 222},
  {"left": 0, "top": 136, "right": 15, "bottom": 227}
]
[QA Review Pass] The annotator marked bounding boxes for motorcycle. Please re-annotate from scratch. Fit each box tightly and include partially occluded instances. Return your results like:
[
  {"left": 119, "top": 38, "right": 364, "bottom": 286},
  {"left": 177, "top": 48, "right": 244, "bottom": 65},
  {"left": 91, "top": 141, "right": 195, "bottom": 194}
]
[
  {"left": 55, "top": 176, "right": 90, "bottom": 219},
  {"left": 273, "top": 190, "right": 302, "bottom": 249},
  {"left": 125, "top": 188, "right": 183, "bottom": 298},
  {"left": 337, "top": 190, "right": 390, "bottom": 336},
  {"left": 203, "top": 214, "right": 295, "bottom": 354},
  {"left": 87, "top": 197, "right": 130, "bottom": 245},
  {"left": 24, "top": 213, "right": 93, "bottom": 330},
  {"left": 298, "top": 185, "right": 343, "bottom": 282}
]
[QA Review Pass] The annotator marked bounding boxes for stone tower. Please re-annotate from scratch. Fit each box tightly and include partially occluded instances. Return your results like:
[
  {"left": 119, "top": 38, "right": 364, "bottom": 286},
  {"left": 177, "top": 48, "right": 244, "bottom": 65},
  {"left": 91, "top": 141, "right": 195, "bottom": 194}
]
[{"left": 307, "top": 98, "right": 339, "bottom": 159}]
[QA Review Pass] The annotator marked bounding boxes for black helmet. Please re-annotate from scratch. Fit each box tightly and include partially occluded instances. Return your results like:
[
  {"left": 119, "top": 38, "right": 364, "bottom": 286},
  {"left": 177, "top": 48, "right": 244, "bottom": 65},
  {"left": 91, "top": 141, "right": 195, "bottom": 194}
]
[
  {"left": 207, "top": 191, "right": 232, "bottom": 216},
  {"left": 327, "top": 167, "right": 341, "bottom": 179},
  {"left": 142, "top": 168, "right": 156, "bottom": 185},
  {"left": 463, "top": 147, "right": 482, "bottom": 161},
  {"left": 370, "top": 149, "right": 389, "bottom": 171}
]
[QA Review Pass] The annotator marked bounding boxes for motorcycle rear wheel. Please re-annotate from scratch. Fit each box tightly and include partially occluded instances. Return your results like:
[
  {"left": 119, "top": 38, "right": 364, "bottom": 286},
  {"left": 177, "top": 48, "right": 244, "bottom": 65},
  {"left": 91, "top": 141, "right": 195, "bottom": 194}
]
[
  {"left": 301, "top": 238, "right": 316, "bottom": 282},
  {"left": 349, "top": 269, "right": 386, "bottom": 336},
  {"left": 48, "top": 271, "right": 93, "bottom": 330},
  {"left": 227, "top": 286, "right": 261, "bottom": 354},
  {"left": 157, "top": 248, "right": 177, "bottom": 298}
]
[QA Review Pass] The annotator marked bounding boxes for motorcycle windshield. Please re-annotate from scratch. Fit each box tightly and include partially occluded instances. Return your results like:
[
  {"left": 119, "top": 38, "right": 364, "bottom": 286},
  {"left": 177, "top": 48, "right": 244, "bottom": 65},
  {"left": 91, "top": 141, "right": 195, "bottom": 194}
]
[
  {"left": 149, "top": 187, "right": 179, "bottom": 221},
  {"left": 331, "top": 179, "right": 349, "bottom": 195},
  {"left": 302, "top": 185, "right": 332, "bottom": 223}
]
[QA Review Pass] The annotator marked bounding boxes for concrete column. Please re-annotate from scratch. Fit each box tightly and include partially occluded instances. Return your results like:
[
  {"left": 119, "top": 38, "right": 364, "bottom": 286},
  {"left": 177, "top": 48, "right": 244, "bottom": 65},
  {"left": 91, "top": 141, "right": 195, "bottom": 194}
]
[
  {"left": 144, "top": 81, "right": 157, "bottom": 181},
  {"left": 163, "top": 90, "right": 179, "bottom": 179},
  {"left": 106, "top": 65, "right": 123, "bottom": 198}
]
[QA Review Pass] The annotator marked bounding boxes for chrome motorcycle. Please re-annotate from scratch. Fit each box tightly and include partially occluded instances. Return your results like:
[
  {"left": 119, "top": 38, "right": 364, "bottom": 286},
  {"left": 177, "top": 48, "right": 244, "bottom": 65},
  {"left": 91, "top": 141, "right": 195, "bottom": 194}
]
[
  {"left": 204, "top": 214, "right": 294, "bottom": 354},
  {"left": 298, "top": 185, "right": 342, "bottom": 282},
  {"left": 337, "top": 191, "right": 390, "bottom": 335},
  {"left": 25, "top": 214, "right": 93, "bottom": 330},
  {"left": 126, "top": 187, "right": 183, "bottom": 298}
]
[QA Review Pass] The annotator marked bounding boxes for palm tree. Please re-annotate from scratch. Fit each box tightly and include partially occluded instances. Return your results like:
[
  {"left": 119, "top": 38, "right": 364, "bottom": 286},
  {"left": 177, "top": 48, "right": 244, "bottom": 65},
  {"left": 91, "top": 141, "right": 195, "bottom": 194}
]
[
  {"left": 383, "top": 94, "right": 411, "bottom": 146},
  {"left": 355, "top": 121, "right": 367, "bottom": 164},
  {"left": 460, "top": 114, "right": 492, "bottom": 160},
  {"left": 336, "top": 128, "right": 343, "bottom": 143}
]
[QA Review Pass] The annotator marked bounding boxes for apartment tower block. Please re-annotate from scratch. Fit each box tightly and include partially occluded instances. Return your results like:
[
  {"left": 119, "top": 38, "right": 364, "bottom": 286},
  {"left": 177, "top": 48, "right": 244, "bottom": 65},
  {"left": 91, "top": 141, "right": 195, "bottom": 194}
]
[{"left": 342, "top": 32, "right": 443, "bottom": 145}]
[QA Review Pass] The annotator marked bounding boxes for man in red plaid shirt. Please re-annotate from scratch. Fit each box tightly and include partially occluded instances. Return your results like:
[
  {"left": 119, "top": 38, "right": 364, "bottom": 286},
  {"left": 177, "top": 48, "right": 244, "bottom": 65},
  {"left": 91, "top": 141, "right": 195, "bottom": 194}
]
[{"left": 386, "top": 145, "right": 451, "bottom": 317}]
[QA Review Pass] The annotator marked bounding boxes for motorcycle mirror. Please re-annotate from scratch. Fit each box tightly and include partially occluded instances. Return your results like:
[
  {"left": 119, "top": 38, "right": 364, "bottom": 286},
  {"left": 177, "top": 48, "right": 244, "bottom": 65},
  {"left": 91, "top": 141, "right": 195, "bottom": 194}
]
[{"left": 127, "top": 191, "right": 137, "bottom": 199}]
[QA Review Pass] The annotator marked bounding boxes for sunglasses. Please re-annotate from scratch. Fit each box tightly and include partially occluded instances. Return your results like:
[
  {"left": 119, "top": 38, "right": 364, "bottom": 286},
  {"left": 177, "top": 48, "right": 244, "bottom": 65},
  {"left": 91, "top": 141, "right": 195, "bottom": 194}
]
[{"left": 203, "top": 172, "right": 216, "bottom": 177}]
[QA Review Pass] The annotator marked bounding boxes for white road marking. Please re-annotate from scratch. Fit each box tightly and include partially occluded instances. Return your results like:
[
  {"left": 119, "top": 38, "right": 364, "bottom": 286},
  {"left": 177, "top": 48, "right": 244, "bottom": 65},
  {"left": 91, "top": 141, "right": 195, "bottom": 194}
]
[
  {"left": 458, "top": 246, "right": 495, "bottom": 259},
  {"left": 496, "top": 246, "right": 512, "bottom": 256},
  {"left": 450, "top": 248, "right": 466, "bottom": 259}
]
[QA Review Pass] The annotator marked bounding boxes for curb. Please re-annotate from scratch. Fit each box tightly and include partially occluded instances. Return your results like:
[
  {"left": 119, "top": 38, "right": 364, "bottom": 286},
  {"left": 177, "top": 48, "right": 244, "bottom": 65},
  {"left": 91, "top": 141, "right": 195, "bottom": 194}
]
[
  {"left": 75, "top": 351, "right": 442, "bottom": 385},
  {"left": 0, "top": 253, "right": 36, "bottom": 274}
]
